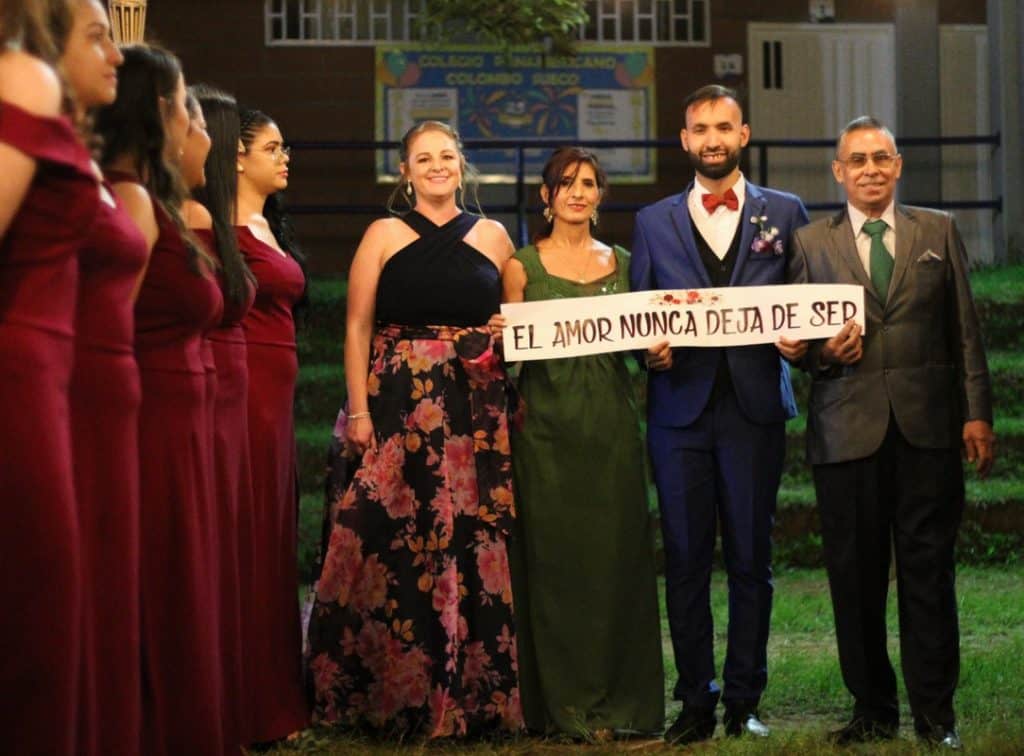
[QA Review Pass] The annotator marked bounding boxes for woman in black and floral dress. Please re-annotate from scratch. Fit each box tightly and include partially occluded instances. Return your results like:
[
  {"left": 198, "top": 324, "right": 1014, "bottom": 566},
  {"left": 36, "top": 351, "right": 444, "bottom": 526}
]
[{"left": 306, "top": 121, "right": 522, "bottom": 738}]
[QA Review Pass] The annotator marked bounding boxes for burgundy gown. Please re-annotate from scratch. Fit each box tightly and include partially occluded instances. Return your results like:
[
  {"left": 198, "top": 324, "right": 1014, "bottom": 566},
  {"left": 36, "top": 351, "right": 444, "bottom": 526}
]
[
  {"left": 195, "top": 228, "right": 257, "bottom": 750},
  {"left": 0, "top": 100, "right": 97, "bottom": 756},
  {"left": 70, "top": 180, "right": 149, "bottom": 756},
  {"left": 198, "top": 269, "right": 223, "bottom": 747},
  {"left": 118, "top": 172, "right": 225, "bottom": 755},
  {"left": 236, "top": 225, "right": 309, "bottom": 741}
]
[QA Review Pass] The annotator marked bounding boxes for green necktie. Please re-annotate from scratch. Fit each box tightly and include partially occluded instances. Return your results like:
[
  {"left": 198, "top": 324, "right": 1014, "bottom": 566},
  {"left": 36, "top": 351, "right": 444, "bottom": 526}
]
[{"left": 863, "top": 219, "right": 893, "bottom": 303}]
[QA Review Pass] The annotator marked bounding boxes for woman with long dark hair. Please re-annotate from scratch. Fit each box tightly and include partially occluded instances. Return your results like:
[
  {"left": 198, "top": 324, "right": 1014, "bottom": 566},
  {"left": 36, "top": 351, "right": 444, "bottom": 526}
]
[
  {"left": 235, "top": 105, "right": 310, "bottom": 743},
  {"left": 0, "top": 1, "right": 92, "bottom": 752},
  {"left": 95, "top": 43, "right": 225, "bottom": 756},
  {"left": 180, "top": 90, "right": 218, "bottom": 516},
  {"left": 307, "top": 120, "right": 522, "bottom": 738},
  {"left": 184, "top": 84, "right": 256, "bottom": 749},
  {"left": 59, "top": 3, "right": 150, "bottom": 755},
  {"left": 500, "top": 147, "right": 666, "bottom": 738}
]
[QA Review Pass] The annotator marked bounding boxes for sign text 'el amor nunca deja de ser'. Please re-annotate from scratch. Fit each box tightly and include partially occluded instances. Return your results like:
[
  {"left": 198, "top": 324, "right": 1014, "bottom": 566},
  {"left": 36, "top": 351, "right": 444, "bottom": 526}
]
[{"left": 501, "top": 284, "right": 865, "bottom": 361}]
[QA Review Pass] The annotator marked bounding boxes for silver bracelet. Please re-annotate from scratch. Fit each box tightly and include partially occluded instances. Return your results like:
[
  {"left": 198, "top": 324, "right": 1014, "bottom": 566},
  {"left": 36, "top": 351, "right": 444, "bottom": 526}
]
[{"left": 347, "top": 411, "right": 371, "bottom": 420}]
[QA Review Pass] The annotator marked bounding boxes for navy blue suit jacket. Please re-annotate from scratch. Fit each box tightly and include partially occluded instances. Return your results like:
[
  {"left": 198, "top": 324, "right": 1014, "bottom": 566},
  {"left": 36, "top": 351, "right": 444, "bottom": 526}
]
[{"left": 630, "top": 181, "right": 809, "bottom": 428}]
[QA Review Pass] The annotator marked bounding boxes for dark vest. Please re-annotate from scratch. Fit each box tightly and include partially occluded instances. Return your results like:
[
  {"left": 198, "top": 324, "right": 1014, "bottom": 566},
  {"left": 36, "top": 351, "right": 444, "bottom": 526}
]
[
  {"left": 690, "top": 216, "right": 742, "bottom": 399},
  {"left": 690, "top": 215, "right": 741, "bottom": 286}
]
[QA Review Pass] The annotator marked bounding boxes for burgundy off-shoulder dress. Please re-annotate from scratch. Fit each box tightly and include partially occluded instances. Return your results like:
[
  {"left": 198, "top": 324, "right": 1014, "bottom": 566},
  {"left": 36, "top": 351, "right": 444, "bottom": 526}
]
[
  {"left": 0, "top": 100, "right": 97, "bottom": 755},
  {"left": 114, "top": 171, "right": 226, "bottom": 755},
  {"left": 70, "top": 178, "right": 148, "bottom": 756},
  {"left": 194, "top": 227, "right": 257, "bottom": 749}
]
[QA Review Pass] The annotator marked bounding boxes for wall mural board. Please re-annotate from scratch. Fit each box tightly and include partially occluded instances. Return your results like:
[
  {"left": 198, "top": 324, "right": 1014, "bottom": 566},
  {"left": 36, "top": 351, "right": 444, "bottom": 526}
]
[{"left": 375, "top": 45, "right": 656, "bottom": 183}]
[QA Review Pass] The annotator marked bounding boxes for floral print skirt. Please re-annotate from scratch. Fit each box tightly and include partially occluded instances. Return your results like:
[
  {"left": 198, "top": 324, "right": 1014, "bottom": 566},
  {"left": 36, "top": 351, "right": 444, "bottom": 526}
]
[{"left": 307, "top": 324, "right": 522, "bottom": 738}]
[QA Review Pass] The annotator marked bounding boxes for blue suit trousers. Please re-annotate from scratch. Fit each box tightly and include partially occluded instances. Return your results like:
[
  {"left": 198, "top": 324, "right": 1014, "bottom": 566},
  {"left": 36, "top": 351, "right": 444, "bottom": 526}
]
[{"left": 649, "top": 386, "right": 784, "bottom": 710}]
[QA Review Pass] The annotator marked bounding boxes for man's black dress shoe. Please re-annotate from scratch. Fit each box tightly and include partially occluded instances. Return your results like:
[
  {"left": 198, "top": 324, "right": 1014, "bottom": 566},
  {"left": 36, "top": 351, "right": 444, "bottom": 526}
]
[
  {"left": 664, "top": 707, "right": 716, "bottom": 745},
  {"left": 827, "top": 716, "right": 898, "bottom": 745},
  {"left": 723, "top": 706, "right": 769, "bottom": 737},
  {"left": 918, "top": 725, "right": 962, "bottom": 750}
]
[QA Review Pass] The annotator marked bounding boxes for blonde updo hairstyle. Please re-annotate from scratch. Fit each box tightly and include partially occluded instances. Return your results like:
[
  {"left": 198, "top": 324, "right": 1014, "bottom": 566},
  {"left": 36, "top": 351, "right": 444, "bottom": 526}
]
[{"left": 386, "top": 120, "right": 482, "bottom": 216}]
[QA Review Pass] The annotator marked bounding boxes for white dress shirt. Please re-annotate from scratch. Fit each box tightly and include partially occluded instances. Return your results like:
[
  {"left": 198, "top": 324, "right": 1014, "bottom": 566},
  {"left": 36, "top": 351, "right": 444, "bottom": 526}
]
[
  {"left": 847, "top": 201, "right": 896, "bottom": 275},
  {"left": 688, "top": 174, "right": 747, "bottom": 260}
]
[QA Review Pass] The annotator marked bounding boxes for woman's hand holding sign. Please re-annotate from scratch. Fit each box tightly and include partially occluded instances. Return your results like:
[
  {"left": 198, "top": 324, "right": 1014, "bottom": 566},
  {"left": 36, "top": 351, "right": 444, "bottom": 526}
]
[
  {"left": 645, "top": 340, "right": 672, "bottom": 371},
  {"left": 488, "top": 312, "right": 506, "bottom": 342}
]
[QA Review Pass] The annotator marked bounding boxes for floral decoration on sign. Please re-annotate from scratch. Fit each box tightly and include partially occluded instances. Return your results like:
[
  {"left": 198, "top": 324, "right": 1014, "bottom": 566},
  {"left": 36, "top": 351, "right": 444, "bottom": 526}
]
[
  {"left": 750, "top": 214, "right": 784, "bottom": 256},
  {"left": 650, "top": 290, "right": 722, "bottom": 307}
]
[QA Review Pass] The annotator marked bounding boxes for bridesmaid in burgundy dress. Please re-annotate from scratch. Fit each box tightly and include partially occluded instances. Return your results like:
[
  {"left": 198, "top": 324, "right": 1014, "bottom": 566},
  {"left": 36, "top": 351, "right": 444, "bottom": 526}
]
[
  {"left": 60, "top": 4, "right": 148, "bottom": 755},
  {"left": 184, "top": 85, "right": 257, "bottom": 751},
  {"left": 95, "top": 45, "right": 225, "bottom": 756},
  {"left": 236, "top": 106, "right": 310, "bottom": 743},
  {"left": 0, "top": 9, "right": 95, "bottom": 754},
  {"left": 181, "top": 91, "right": 219, "bottom": 552}
]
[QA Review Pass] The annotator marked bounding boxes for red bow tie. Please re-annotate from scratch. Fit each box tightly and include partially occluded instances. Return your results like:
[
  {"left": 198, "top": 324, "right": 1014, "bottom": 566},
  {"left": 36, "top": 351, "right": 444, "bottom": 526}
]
[{"left": 701, "top": 188, "right": 739, "bottom": 213}]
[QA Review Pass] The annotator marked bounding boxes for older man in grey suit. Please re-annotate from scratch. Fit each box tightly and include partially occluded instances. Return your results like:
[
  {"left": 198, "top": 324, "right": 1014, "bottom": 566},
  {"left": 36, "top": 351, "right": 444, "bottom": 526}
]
[{"left": 787, "top": 116, "right": 995, "bottom": 750}]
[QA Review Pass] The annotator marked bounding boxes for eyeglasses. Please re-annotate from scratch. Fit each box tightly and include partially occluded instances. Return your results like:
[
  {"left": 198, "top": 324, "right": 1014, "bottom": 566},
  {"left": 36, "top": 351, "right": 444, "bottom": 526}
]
[
  {"left": 836, "top": 151, "right": 899, "bottom": 169},
  {"left": 259, "top": 144, "right": 291, "bottom": 163}
]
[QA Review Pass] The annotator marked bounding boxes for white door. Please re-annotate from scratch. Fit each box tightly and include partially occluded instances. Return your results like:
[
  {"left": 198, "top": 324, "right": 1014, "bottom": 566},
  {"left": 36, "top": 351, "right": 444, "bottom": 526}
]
[
  {"left": 748, "top": 23, "right": 896, "bottom": 217},
  {"left": 940, "top": 25, "right": 993, "bottom": 266}
]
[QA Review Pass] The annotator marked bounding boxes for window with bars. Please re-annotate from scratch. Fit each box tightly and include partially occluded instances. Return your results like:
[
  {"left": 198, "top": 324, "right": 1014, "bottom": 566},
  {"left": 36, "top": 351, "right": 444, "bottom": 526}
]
[
  {"left": 265, "top": 0, "right": 710, "bottom": 46},
  {"left": 584, "top": 0, "right": 708, "bottom": 45}
]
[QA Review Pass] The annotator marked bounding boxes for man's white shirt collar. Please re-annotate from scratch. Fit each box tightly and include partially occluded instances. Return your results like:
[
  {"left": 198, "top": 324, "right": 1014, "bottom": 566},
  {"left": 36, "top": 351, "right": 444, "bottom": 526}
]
[
  {"left": 687, "top": 174, "right": 747, "bottom": 260},
  {"left": 848, "top": 201, "right": 896, "bottom": 235}
]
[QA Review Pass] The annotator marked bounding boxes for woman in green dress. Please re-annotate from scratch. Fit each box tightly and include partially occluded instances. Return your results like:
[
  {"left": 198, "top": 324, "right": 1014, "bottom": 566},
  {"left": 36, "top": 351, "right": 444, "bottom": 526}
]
[{"left": 499, "top": 147, "right": 670, "bottom": 738}]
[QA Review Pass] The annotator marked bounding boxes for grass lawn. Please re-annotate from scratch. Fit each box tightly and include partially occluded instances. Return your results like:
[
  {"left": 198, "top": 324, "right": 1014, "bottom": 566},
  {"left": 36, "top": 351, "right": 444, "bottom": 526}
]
[
  {"left": 274, "top": 566, "right": 1024, "bottom": 754},
  {"left": 968, "top": 263, "right": 1024, "bottom": 304}
]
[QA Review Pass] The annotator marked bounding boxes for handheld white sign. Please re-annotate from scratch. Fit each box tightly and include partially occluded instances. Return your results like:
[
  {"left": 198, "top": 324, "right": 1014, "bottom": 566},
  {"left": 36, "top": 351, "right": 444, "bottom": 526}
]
[{"left": 501, "top": 284, "right": 864, "bottom": 362}]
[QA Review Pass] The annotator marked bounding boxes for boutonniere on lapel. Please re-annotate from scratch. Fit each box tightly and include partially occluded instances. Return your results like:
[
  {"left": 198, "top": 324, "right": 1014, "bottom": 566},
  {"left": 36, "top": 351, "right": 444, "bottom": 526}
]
[{"left": 750, "top": 215, "right": 784, "bottom": 256}]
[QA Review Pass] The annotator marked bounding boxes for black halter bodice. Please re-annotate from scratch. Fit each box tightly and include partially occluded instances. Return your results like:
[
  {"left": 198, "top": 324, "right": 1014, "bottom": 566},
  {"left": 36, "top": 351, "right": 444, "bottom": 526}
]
[{"left": 374, "top": 210, "right": 501, "bottom": 327}]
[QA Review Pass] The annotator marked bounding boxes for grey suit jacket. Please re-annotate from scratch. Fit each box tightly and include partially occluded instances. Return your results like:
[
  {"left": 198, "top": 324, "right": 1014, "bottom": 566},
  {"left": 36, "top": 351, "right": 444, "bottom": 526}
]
[{"left": 788, "top": 204, "right": 992, "bottom": 465}]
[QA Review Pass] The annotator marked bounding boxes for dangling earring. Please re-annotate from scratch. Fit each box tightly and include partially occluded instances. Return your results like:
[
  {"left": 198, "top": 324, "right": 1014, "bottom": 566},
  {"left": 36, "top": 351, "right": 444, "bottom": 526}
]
[
  {"left": 543, "top": 206, "right": 553, "bottom": 223},
  {"left": 405, "top": 181, "right": 413, "bottom": 196},
  {"left": 591, "top": 208, "right": 599, "bottom": 226}
]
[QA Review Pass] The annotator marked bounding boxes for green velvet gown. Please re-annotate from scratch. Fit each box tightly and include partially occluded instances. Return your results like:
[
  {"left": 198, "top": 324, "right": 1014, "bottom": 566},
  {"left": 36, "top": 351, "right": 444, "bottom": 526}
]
[{"left": 509, "top": 244, "right": 664, "bottom": 736}]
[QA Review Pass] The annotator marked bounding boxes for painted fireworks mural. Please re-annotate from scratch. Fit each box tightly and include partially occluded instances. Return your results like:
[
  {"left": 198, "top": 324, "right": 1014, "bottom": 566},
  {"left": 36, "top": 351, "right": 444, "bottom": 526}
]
[{"left": 376, "top": 46, "right": 656, "bottom": 182}]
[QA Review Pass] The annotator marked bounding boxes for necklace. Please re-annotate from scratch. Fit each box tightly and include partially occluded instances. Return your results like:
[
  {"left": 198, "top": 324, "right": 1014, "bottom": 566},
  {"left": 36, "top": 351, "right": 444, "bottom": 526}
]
[
  {"left": 544, "top": 237, "right": 600, "bottom": 283},
  {"left": 572, "top": 249, "right": 592, "bottom": 283}
]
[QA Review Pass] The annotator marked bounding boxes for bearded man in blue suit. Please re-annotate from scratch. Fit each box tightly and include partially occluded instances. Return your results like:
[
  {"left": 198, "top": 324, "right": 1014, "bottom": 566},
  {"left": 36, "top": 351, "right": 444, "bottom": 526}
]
[{"left": 631, "top": 85, "right": 809, "bottom": 744}]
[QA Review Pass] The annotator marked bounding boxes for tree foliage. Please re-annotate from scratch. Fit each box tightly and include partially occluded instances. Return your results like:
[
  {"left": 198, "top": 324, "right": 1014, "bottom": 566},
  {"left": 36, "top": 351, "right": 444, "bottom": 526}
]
[{"left": 418, "top": 0, "right": 589, "bottom": 56}]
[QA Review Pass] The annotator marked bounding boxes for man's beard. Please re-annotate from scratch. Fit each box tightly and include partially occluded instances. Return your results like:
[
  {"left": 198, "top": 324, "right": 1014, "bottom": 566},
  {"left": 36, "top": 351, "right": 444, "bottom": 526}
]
[{"left": 688, "top": 148, "right": 741, "bottom": 180}]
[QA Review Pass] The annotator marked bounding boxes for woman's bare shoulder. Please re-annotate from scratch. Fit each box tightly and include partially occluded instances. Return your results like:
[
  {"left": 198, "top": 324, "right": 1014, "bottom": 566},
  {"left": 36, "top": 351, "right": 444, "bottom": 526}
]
[
  {"left": 475, "top": 216, "right": 512, "bottom": 240},
  {"left": 472, "top": 217, "right": 514, "bottom": 257},
  {"left": 0, "top": 51, "right": 61, "bottom": 117},
  {"left": 182, "top": 199, "right": 213, "bottom": 230},
  {"left": 364, "top": 216, "right": 406, "bottom": 237}
]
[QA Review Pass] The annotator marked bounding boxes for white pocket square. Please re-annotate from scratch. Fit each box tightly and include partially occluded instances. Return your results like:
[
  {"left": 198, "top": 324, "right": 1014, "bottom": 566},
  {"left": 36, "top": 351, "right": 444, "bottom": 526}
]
[{"left": 916, "top": 249, "right": 942, "bottom": 262}]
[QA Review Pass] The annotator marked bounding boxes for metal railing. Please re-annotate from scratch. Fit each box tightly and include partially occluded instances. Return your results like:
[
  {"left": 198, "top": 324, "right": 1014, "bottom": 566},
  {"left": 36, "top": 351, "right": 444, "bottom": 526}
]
[{"left": 286, "top": 135, "right": 1002, "bottom": 248}]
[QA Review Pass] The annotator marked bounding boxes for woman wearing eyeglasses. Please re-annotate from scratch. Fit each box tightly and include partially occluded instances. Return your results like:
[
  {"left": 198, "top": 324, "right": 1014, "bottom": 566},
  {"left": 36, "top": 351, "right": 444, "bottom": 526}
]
[{"left": 234, "top": 107, "right": 310, "bottom": 744}]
